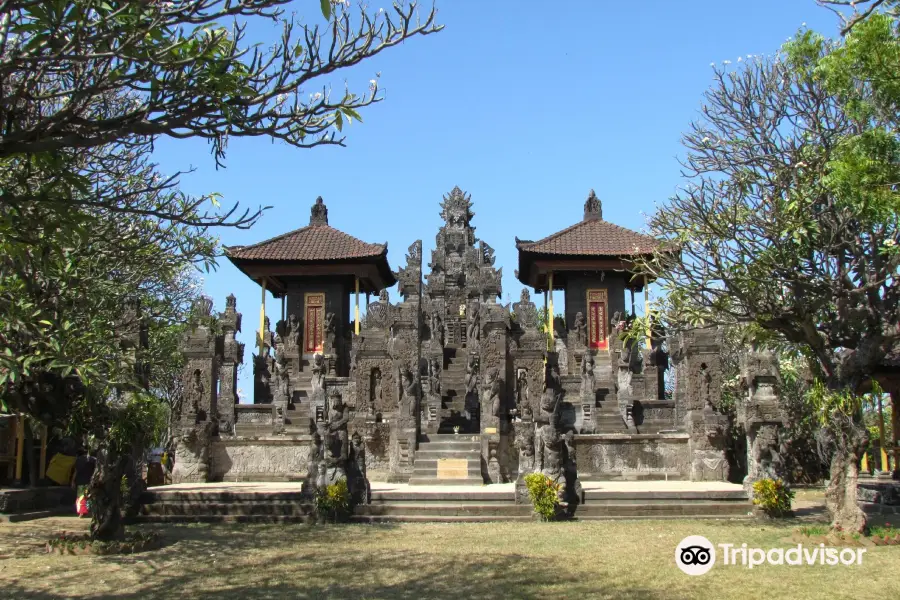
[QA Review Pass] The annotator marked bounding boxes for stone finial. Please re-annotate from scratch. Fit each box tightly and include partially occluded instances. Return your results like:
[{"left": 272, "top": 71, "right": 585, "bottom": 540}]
[
  {"left": 584, "top": 189, "right": 602, "bottom": 221},
  {"left": 310, "top": 196, "right": 328, "bottom": 226}
]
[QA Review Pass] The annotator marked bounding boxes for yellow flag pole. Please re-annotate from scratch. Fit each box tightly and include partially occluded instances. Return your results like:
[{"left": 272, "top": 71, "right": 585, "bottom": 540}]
[
  {"left": 547, "top": 273, "right": 554, "bottom": 352},
  {"left": 355, "top": 278, "right": 361, "bottom": 335},
  {"left": 259, "top": 279, "right": 267, "bottom": 353}
]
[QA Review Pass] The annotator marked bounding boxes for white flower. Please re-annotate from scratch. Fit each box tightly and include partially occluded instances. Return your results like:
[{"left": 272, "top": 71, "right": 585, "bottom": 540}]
[
  {"left": 379, "top": 7, "right": 384, "bottom": 12},
  {"left": 709, "top": 62, "right": 715, "bottom": 67},
  {"left": 885, "top": 239, "right": 897, "bottom": 247},
  {"left": 369, "top": 79, "right": 377, "bottom": 86},
  {"left": 737, "top": 56, "right": 742, "bottom": 62},
  {"left": 701, "top": 136, "right": 710, "bottom": 144},
  {"left": 723, "top": 60, "right": 731, "bottom": 65},
  {"left": 276, "top": 93, "right": 287, "bottom": 104},
  {"left": 313, "top": 92, "right": 322, "bottom": 100}
]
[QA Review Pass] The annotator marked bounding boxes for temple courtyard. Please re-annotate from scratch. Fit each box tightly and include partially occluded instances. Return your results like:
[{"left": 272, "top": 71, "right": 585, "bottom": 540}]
[{"left": 2, "top": 499, "right": 898, "bottom": 600}]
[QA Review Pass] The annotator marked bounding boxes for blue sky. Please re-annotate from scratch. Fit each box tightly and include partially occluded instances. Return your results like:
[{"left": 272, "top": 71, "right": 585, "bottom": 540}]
[{"left": 153, "top": 1, "right": 840, "bottom": 401}]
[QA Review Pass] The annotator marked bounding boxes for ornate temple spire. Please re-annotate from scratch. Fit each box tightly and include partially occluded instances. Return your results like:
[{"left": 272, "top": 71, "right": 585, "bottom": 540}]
[
  {"left": 583, "top": 189, "right": 602, "bottom": 221},
  {"left": 310, "top": 196, "right": 329, "bottom": 226}
]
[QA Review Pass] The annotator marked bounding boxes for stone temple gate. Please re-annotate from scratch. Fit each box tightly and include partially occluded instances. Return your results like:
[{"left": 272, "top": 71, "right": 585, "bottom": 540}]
[{"left": 172, "top": 187, "right": 751, "bottom": 503}]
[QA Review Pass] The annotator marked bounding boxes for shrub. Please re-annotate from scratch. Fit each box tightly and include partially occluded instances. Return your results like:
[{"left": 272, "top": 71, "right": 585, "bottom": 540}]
[
  {"left": 524, "top": 473, "right": 561, "bottom": 521},
  {"left": 752, "top": 478, "right": 794, "bottom": 517},
  {"left": 315, "top": 479, "right": 351, "bottom": 523}
]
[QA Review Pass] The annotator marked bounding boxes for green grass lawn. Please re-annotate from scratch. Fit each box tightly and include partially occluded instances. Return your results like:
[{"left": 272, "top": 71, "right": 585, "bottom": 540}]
[{"left": 1, "top": 516, "right": 897, "bottom": 599}]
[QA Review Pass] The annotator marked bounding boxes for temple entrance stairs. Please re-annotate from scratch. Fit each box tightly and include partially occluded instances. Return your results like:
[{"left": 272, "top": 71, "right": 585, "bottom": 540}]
[
  {"left": 133, "top": 483, "right": 750, "bottom": 523},
  {"left": 407, "top": 434, "right": 484, "bottom": 486},
  {"left": 437, "top": 346, "right": 476, "bottom": 433}
]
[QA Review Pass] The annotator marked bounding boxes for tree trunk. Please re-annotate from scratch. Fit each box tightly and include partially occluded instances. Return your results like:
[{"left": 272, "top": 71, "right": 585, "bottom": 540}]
[
  {"left": 824, "top": 415, "right": 868, "bottom": 533},
  {"left": 123, "top": 446, "right": 146, "bottom": 519},
  {"left": 89, "top": 449, "right": 125, "bottom": 541}
]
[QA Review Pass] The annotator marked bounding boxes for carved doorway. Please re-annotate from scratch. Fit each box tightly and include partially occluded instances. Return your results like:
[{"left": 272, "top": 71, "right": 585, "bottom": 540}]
[
  {"left": 304, "top": 293, "right": 325, "bottom": 353},
  {"left": 587, "top": 289, "right": 608, "bottom": 351}
]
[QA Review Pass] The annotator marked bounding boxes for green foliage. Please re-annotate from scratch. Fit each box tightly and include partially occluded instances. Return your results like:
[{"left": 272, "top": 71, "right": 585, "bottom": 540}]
[
  {"left": 752, "top": 478, "right": 795, "bottom": 517},
  {"left": 796, "top": 524, "right": 829, "bottom": 537},
  {"left": 805, "top": 381, "right": 863, "bottom": 425},
  {"left": 314, "top": 479, "right": 351, "bottom": 523},
  {"left": 524, "top": 473, "right": 561, "bottom": 521}
]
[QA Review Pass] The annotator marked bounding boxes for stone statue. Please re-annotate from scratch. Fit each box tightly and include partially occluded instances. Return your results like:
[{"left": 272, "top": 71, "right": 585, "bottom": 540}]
[
  {"left": 466, "top": 306, "right": 480, "bottom": 347},
  {"left": 572, "top": 312, "right": 587, "bottom": 347},
  {"left": 581, "top": 351, "right": 595, "bottom": 398},
  {"left": 535, "top": 422, "right": 567, "bottom": 506},
  {"left": 311, "top": 353, "right": 326, "bottom": 389},
  {"left": 538, "top": 384, "right": 559, "bottom": 426},
  {"left": 515, "top": 368, "right": 529, "bottom": 411},
  {"left": 555, "top": 332, "right": 568, "bottom": 375},
  {"left": 349, "top": 431, "right": 370, "bottom": 504},
  {"left": 610, "top": 310, "right": 624, "bottom": 335},
  {"left": 545, "top": 362, "right": 561, "bottom": 392},
  {"left": 483, "top": 367, "right": 502, "bottom": 419},
  {"left": 323, "top": 388, "right": 349, "bottom": 484},
  {"left": 465, "top": 354, "right": 479, "bottom": 396},
  {"left": 324, "top": 311, "right": 336, "bottom": 352},
  {"left": 515, "top": 425, "right": 536, "bottom": 476},
  {"left": 189, "top": 369, "right": 203, "bottom": 419},
  {"left": 399, "top": 368, "right": 419, "bottom": 419},
  {"left": 430, "top": 310, "right": 444, "bottom": 346},
  {"left": 370, "top": 368, "right": 382, "bottom": 414},
  {"left": 288, "top": 313, "right": 301, "bottom": 349},
  {"left": 429, "top": 357, "right": 441, "bottom": 396},
  {"left": 273, "top": 352, "right": 290, "bottom": 406}
]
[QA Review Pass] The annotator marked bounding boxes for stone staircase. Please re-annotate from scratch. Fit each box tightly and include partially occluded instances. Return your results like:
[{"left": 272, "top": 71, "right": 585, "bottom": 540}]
[
  {"left": 135, "top": 484, "right": 751, "bottom": 524},
  {"left": 408, "top": 433, "right": 484, "bottom": 486},
  {"left": 591, "top": 354, "right": 627, "bottom": 433},
  {"left": 437, "top": 346, "right": 470, "bottom": 433}
]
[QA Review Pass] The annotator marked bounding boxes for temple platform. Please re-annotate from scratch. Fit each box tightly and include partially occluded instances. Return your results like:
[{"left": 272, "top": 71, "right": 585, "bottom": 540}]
[{"left": 137, "top": 480, "right": 751, "bottom": 523}]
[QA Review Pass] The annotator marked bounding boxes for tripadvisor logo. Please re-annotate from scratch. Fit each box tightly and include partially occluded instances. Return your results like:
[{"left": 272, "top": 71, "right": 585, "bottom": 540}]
[
  {"left": 675, "top": 536, "right": 866, "bottom": 575},
  {"left": 675, "top": 535, "right": 716, "bottom": 576}
]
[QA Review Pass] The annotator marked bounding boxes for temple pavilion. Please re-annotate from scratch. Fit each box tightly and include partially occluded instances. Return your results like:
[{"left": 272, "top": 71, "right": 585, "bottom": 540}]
[
  {"left": 515, "top": 190, "right": 667, "bottom": 354},
  {"left": 225, "top": 197, "right": 395, "bottom": 377}
]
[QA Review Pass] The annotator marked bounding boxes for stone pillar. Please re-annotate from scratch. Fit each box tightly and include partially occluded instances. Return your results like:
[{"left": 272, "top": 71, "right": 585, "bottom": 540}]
[
  {"left": 173, "top": 296, "right": 219, "bottom": 484},
  {"left": 217, "top": 294, "right": 244, "bottom": 436},
  {"left": 738, "top": 350, "right": 786, "bottom": 495},
  {"left": 673, "top": 326, "right": 729, "bottom": 482}
]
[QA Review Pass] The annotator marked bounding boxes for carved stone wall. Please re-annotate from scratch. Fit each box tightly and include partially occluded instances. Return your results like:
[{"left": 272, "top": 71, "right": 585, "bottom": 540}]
[
  {"left": 209, "top": 438, "right": 312, "bottom": 481},
  {"left": 217, "top": 294, "right": 244, "bottom": 435},
  {"left": 738, "top": 350, "right": 786, "bottom": 495},
  {"left": 575, "top": 434, "right": 691, "bottom": 480},
  {"left": 670, "top": 326, "right": 729, "bottom": 482},
  {"left": 173, "top": 296, "right": 220, "bottom": 483}
]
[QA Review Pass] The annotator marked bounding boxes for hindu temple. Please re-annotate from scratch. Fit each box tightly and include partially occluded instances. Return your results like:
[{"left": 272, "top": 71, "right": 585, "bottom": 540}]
[{"left": 167, "top": 186, "right": 756, "bottom": 517}]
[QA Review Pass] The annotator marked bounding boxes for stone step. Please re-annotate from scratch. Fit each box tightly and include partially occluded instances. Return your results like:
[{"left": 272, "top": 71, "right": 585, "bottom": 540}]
[
  {"left": 417, "top": 442, "right": 481, "bottom": 452},
  {"left": 577, "top": 502, "right": 751, "bottom": 517},
  {"left": 141, "top": 491, "right": 308, "bottom": 503},
  {"left": 412, "top": 458, "right": 481, "bottom": 469},
  {"left": 350, "top": 514, "right": 532, "bottom": 523},
  {"left": 412, "top": 468, "right": 483, "bottom": 478},
  {"left": 355, "top": 503, "right": 530, "bottom": 517},
  {"left": 421, "top": 433, "right": 481, "bottom": 442},
  {"left": 136, "top": 514, "right": 313, "bottom": 524},
  {"left": 369, "top": 490, "right": 509, "bottom": 503},
  {"left": 142, "top": 502, "right": 314, "bottom": 517},
  {"left": 407, "top": 477, "right": 486, "bottom": 486},
  {"left": 583, "top": 489, "right": 748, "bottom": 502},
  {"left": 414, "top": 450, "right": 481, "bottom": 460}
]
